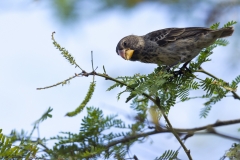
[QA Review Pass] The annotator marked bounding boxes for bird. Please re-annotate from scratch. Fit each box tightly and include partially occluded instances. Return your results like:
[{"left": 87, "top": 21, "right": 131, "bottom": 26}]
[{"left": 116, "top": 27, "right": 234, "bottom": 67}]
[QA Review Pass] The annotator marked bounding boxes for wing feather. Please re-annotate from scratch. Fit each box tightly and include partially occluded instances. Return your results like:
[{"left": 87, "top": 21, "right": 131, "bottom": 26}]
[{"left": 144, "top": 27, "right": 212, "bottom": 46}]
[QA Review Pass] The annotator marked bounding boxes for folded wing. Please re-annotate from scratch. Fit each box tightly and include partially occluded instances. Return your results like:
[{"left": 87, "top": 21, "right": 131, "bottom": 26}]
[{"left": 144, "top": 27, "right": 212, "bottom": 46}]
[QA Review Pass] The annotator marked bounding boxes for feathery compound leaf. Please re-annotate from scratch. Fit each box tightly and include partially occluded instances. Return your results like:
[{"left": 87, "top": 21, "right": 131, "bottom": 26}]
[
  {"left": 210, "top": 22, "right": 220, "bottom": 30},
  {"left": 117, "top": 90, "right": 127, "bottom": 100},
  {"left": 33, "top": 107, "right": 53, "bottom": 125},
  {"left": 107, "top": 83, "right": 121, "bottom": 91},
  {"left": 201, "top": 78, "right": 234, "bottom": 95},
  {"left": 201, "top": 78, "right": 219, "bottom": 95},
  {"left": 61, "top": 106, "right": 131, "bottom": 159},
  {"left": 200, "top": 90, "right": 228, "bottom": 118},
  {"left": 215, "top": 39, "right": 229, "bottom": 46},
  {"left": 66, "top": 82, "right": 96, "bottom": 117},
  {"left": 178, "top": 87, "right": 189, "bottom": 102},
  {"left": 159, "top": 91, "right": 177, "bottom": 113},
  {"left": 200, "top": 105, "right": 212, "bottom": 118},
  {"left": 155, "top": 150, "right": 178, "bottom": 160},
  {"left": 0, "top": 129, "right": 38, "bottom": 159},
  {"left": 224, "top": 21, "right": 237, "bottom": 28},
  {"left": 231, "top": 75, "right": 240, "bottom": 89},
  {"left": 234, "top": 75, "right": 240, "bottom": 84},
  {"left": 125, "top": 91, "right": 137, "bottom": 103},
  {"left": 192, "top": 43, "right": 217, "bottom": 69}
]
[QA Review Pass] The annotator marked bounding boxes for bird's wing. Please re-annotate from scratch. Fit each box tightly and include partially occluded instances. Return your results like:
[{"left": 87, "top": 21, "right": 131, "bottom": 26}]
[{"left": 144, "top": 27, "right": 212, "bottom": 46}]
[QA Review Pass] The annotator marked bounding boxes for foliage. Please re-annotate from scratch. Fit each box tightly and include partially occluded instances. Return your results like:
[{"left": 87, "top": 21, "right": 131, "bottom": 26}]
[
  {"left": 0, "top": 107, "right": 53, "bottom": 159},
  {"left": 155, "top": 150, "right": 178, "bottom": 160},
  {"left": 1, "top": 21, "right": 239, "bottom": 159},
  {"left": 225, "top": 143, "right": 240, "bottom": 160},
  {"left": 0, "top": 129, "right": 38, "bottom": 159},
  {"left": 49, "top": 107, "right": 136, "bottom": 159},
  {"left": 224, "top": 21, "right": 238, "bottom": 28}
]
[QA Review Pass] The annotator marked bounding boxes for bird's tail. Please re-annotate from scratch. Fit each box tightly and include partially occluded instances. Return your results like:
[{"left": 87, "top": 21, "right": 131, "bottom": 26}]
[{"left": 218, "top": 27, "right": 234, "bottom": 38}]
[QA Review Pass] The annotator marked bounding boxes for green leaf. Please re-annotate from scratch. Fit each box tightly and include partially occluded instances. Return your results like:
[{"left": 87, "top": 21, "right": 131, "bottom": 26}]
[
  {"left": 155, "top": 150, "right": 178, "bottom": 160},
  {"left": 224, "top": 21, "right": 237, "bottom": 28},
  {"left": 210, "top": 22, "right": 220, "bottom": 30},
  {"left": 215, "top": 39, "right": 229, "bottom": 46},
  {"left": 107, "top": 83, "right": 120, "bottom": 91},
  {"left": 200, "top": 105, "right": 212, "bottom": 118},
  {"left": 125, "top": 91, "right": 137, "bottom": 103}
]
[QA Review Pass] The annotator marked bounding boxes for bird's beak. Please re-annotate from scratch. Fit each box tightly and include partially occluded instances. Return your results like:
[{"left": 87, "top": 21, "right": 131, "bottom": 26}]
[
  {"left": 118, "top": 49, "right": 134, "bottom": 60},
  {"left": 118, "top": 49, "right": 126, "bottom": 59}
]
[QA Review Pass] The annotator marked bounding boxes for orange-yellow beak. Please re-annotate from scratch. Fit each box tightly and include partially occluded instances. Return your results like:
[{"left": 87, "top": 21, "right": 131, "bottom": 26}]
[{"left": 117, "top": 49, "right": 134, "bottom": 60}]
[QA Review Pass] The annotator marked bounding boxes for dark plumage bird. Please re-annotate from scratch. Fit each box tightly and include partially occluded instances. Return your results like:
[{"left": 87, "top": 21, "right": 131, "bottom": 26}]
[{"left": 116, "top": 27, "right": 234, "bottom": 66}]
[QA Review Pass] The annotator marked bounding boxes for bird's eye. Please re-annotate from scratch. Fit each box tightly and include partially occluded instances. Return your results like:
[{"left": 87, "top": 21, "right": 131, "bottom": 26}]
[{"left": 123, "top": 41, "right": 127, "bottom": 46}]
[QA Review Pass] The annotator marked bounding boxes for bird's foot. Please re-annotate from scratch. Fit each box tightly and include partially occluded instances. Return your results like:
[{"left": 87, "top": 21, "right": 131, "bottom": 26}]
[
  {"left": 165, "top": 64, "right": 175, "bottom": 72},
  {"left": 173, "top": 61, "right": 192, "bottom": 76}
]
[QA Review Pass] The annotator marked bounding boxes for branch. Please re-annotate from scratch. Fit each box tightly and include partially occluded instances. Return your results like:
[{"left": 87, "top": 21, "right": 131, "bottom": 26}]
[
  {"left": 93, "top": 71, "right": 191, "bottom": 157},
  {"left": 195, "top": 130, "right": 240, "bottom": 142},
  {"left": 37, "top": 66, "right": 239, "bottom": 159},
  {"left": 102, "top": 118, "right": 240, "bottom": 151},
  {"left": 13, "top": 138, "right": 53, "bottom": 157},
  {"left": 36, "top": 72, "right": 82, "bottom": 90},
  {"left": 37, "top": 69, "right": 192, "bottom": 158},
  {"left": 154, "top": 104, "right": 193, "bottom": 159},
  {"left": 174, "top": 118, "right": 240, "bottom": 133},
  {"left": 37, "top": 69, "right": 191, "bottom": 158}
]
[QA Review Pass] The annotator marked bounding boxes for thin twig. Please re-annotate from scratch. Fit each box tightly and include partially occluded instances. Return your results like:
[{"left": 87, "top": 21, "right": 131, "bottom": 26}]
[
  {"left": 195, "top": 131, "right": 240, "bottom": 142},
  {"left": 91, "top": 51, "right": 96, "bottom": 82},
  {"left": 36, "top": 73, "right": 82, "bottom": 90},
  {"left": 91, "top": 51, "right": 94, "bottom": 71},
  {"left": 160, "top": 109, "right": 192, "bottom": 159}
]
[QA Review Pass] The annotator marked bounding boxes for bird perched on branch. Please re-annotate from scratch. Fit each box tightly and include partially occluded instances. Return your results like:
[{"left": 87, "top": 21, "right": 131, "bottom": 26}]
[{"left": 116, "top": 27, "right": 234, "bottom": 67}]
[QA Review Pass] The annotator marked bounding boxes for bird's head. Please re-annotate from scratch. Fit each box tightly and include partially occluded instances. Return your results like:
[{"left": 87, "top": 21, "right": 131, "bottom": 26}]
[{"left": 116, "top": 35, "right": 144, "bottom": 61}]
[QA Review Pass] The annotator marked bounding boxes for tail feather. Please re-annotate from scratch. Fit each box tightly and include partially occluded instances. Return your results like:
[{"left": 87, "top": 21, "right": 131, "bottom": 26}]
[{"left": 219, "top": 27, "right": 234, "bottom": 38}]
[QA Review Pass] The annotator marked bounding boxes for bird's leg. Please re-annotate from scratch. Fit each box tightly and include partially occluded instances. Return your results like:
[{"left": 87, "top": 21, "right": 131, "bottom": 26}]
[
  {"left": 165, "top": 65, "right": 172, "bottom": 72},
  {"left": 164, "top": 60, "right": 191, "bottom": 77},
  {"left": 165, "top": 64, "right": 180, "bottom": 76},
  {"left": 173, "top": 60, "right": 191, "bottom": 76},
  {"left": 180, "top": 60, "right": 191, "bottom": 73}
]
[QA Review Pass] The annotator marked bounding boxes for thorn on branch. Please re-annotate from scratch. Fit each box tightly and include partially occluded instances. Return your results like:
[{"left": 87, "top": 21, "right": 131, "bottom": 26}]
[
  {"left": 91, "top": 51, "right": 95, "bottom": 71},
  {"left": 133, "top": 155, "right": 139, "bottom": 160},
  {"left": 182, "top": 132, "right": 194, "bottom": 141}
]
